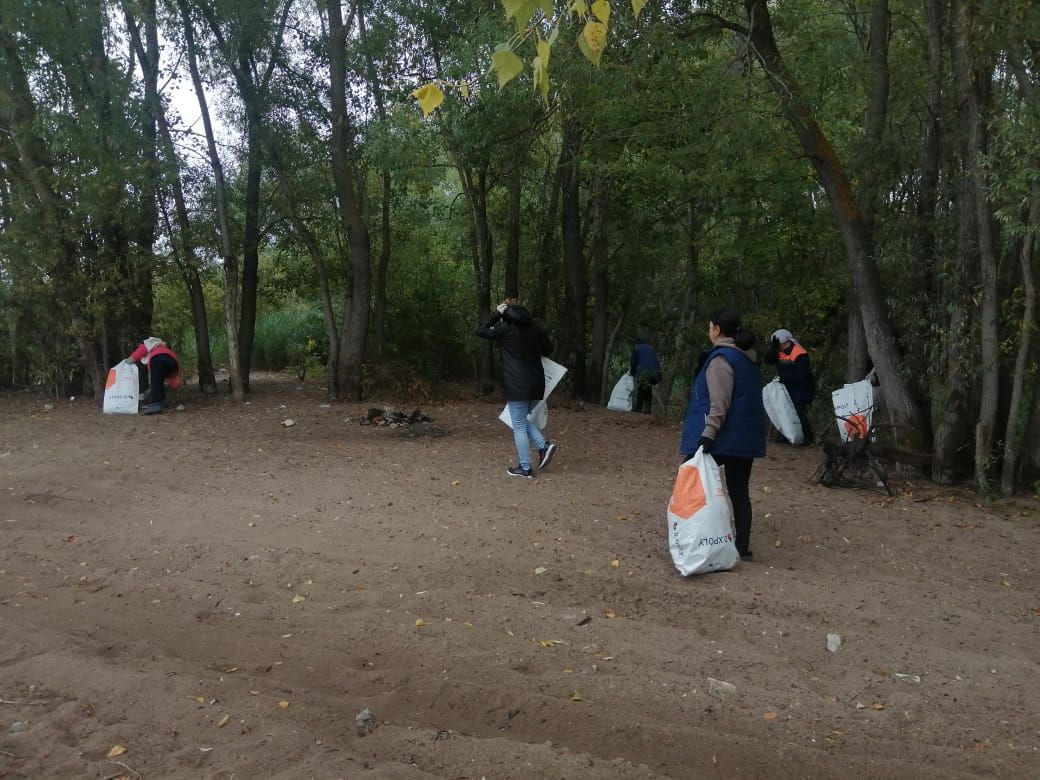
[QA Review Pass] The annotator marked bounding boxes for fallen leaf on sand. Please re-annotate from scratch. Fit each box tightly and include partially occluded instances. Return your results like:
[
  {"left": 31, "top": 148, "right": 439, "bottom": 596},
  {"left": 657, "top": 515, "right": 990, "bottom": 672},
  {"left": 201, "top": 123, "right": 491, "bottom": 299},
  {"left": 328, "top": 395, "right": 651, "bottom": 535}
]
[
  {"left": 107, "top": 745, "right": 127, "bottom": 758},
  {"left": 610, "top": 559, "right": 620, "bottom": 569},
  {"left": 451, "top": 480, "right": 460, "bottom": 486},
  {"left": 569, "top": 692, "right": 583, "bottom": 701},
  {"left": 218, "top": 715, "right": 230, "bottom": 728},
  {"left": 415, "top": 619, "right": 426, "bottom": 627},
  {"left": 604, "top": 609, "right": 617, "bottom": 619},
  {"left": 537, "top": 639, "right": 564, "bottom": 648},
  {"left": 292, "top": 595, "right": 306, "bottom": 604},
  {"left": 1000, "top": 580, "right": 1014, "bottom": 588},
  {"left": 534, "top": 567, "right": 547, "bottom": 575},
  {"left": 278, "top": 700, "right": 290, "bottom": 709},
  {"left": 870, "top": 702, "right": 886, "bottom": 710},
  {"left": 192, "top": 696, "right": 205, "bottom": 704},
  {"left": 764, "top": 711, "right": 779, "bottom": 721}
]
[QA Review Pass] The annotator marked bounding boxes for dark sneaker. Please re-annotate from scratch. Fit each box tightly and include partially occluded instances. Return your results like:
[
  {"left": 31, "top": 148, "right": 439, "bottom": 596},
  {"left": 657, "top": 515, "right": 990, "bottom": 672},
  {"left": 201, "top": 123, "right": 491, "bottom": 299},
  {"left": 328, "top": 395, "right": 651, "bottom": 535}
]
[
  {"left": 538, "top": 442, "right": 557, "bottom": 470},
  {"left": 144, "top": 403, "right": 163, "bottom": 415},
  {"left": 506, "top": 465, "right": 534, "bottom": 479}
]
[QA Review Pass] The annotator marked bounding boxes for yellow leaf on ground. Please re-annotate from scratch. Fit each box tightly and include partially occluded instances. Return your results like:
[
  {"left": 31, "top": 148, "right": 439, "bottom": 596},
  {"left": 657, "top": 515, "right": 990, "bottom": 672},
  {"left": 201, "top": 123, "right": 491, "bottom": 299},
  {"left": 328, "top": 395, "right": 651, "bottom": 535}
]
[
  {"left": 604, "top": 609, "right": 616, "bottom": 618},
  {"left": 610, "top": 559, "right": 620, "bottom": 568},
  {"left": 415, "top": 619, "right": 427, "bottom": 627},
  {"left": 570, "top": 691, "right": 583, "bottom": 701},
  {"left": 870, "top": 702, "right": 886, "bottom": 710},
  {"left": 218, "top": 714, "right": 230, "bottom": 728},
  {"left": 764, "top": 711, "right": 779, "bottom": 721},
  {"left": 537, "top": 639, "right": 564, "bottom": 647},
  {"left": 107, "top": 745, "right": 127, "bottom": 758},
  {"left": 193, "top": 696, "right": 205, "bottom": 704},
  {"left": 292, "top": 595, "right": 306, "bottom": 604},
  {"left": 278, "top": 700, "right": 290, "bottom": 709}
]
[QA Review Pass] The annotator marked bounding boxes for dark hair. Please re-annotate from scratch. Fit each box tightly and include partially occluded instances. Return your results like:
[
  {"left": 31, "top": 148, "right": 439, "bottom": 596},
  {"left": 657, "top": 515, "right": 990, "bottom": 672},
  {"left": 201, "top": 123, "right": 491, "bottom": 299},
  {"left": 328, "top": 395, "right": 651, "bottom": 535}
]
[{"left": 710, "top": 307, "right": 755, "bottom": 351}]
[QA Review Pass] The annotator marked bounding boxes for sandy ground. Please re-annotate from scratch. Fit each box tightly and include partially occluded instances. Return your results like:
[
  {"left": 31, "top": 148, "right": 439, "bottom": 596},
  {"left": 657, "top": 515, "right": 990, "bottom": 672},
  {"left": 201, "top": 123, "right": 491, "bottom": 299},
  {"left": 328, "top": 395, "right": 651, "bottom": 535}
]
[{"left": 1, "top": 376, "right": 1038, "bottom": 779}]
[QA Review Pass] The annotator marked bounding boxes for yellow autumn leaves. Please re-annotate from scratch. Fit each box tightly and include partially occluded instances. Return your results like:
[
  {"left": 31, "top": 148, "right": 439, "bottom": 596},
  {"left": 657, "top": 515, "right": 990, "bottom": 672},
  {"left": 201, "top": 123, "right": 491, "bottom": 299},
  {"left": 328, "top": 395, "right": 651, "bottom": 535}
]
[{"left": 411, "top": 0, "right": 648, "bottom": 116}]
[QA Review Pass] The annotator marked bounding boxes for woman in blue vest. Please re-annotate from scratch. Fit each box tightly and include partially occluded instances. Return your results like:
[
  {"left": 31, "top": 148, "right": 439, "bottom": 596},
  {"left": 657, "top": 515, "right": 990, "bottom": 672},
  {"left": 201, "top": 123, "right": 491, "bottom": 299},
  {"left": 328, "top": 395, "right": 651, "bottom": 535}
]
[{"left": 680, "top": 308, "right": 767, "bottom": 561}]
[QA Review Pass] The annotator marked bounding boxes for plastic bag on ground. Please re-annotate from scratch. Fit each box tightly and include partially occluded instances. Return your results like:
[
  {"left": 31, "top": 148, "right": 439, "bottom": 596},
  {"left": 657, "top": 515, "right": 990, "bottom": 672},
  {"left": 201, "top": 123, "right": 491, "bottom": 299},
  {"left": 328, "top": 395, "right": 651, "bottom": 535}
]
[
  {"left": 762, "top": 377, "right": 803, "bottom": 444},
  {"left": 103, "top": 362, "right": 139, "bottom": 415},
  {"left": 607, "top": 374, "right": 634, "bottom": 412},
  {"left": 667, "top": 448, "right": 739, "bottom": 575}
]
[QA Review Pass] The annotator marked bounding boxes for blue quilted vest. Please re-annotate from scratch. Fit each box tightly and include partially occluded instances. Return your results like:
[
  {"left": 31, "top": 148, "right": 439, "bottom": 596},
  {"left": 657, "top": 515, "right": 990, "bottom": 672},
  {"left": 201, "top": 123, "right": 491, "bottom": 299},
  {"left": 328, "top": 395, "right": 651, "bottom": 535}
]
[{"left": 680, "top": 346, "right": 767, "bottom": 459}]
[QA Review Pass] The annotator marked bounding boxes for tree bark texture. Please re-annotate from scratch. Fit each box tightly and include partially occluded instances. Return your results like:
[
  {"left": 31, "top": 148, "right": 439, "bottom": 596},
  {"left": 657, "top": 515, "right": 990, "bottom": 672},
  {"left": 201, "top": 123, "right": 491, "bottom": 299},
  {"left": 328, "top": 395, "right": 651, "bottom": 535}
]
[
  {"left": 560, "top": 118, "right": 587, "bottom": 398},
  {"left": 456, "top": 161, "right": 495, "bottom": 394},
  {"left": 179, "top": 0, "right": 243, "bottom": 401},
  {"left": 327, "top": 0, "right": 372, "bottom": 400}
]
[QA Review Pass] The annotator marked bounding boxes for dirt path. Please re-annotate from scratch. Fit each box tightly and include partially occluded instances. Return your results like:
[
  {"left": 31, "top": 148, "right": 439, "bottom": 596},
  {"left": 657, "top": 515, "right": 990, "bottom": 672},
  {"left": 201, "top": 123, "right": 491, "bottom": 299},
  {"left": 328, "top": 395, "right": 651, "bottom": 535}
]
[{"left": 1, "top": 378, "right": 1037, "bottom": 778}]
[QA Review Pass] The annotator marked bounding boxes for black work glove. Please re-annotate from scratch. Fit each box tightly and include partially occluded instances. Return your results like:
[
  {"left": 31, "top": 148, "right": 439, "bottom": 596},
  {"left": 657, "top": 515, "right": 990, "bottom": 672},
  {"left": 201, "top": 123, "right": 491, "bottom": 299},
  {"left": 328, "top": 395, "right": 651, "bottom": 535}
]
[{"left": 698, "top": 436, "right": 715, "bottom": 454}]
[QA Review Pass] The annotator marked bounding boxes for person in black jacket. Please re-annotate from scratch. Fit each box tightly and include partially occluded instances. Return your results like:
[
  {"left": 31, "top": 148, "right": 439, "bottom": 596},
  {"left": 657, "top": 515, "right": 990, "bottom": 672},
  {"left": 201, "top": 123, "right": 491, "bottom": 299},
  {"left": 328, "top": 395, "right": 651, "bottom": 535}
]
[
  {"left": 476, "top": 300, "right": 557, "bottom": 479},
  {"left": 629, "top": 339, "right": 662, "bottom": 414}
]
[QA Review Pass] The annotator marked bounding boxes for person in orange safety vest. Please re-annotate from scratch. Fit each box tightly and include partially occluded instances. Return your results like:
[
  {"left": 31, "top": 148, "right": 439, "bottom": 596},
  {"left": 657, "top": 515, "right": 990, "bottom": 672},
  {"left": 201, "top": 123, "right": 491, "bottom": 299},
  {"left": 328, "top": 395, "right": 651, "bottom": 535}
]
[{"left": 764, "top": 328, "right": 815, "bottom": 444}]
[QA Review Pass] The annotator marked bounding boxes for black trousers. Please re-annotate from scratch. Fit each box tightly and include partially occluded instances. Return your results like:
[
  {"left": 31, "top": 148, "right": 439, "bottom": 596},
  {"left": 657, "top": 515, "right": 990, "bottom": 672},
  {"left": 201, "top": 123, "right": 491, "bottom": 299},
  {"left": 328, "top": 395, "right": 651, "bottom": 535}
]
[
  {"left": 796, "top": 404, "right": 814, "bottom": 443},
  {"left": 713, "top": 454, "right": 754, "bottom": 556},
  {"left": 148, "top": 354, "right": 178, "bottom": 404},
  {"left": 635, "top": 383, "right": 653, "bottom": 414}
]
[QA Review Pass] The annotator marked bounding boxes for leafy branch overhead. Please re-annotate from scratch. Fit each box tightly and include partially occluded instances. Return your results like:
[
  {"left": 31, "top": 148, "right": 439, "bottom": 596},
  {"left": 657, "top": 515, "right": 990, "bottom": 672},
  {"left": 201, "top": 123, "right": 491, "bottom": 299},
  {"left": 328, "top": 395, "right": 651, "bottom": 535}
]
[{"left": 410, "top": 0, "right": 647, "bottom": 115}]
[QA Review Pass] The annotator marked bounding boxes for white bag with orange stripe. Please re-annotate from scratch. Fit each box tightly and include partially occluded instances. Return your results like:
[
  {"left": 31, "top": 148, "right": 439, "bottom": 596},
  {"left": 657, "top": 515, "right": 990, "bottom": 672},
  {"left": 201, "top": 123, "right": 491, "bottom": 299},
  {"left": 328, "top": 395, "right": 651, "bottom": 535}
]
[
  {"left": 103, "top": 361, "right": 139, "bottom": 415},
  {"left": 667, "top": 448, "right": 739, "bottom": 576}
]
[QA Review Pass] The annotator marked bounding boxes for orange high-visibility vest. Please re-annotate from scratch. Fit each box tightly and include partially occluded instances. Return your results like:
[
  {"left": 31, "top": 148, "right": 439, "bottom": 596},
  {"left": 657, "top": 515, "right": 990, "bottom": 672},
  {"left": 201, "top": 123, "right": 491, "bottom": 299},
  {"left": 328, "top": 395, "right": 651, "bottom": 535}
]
[{"left": 777, "top": 343, "right": 807, "bottom": 364}]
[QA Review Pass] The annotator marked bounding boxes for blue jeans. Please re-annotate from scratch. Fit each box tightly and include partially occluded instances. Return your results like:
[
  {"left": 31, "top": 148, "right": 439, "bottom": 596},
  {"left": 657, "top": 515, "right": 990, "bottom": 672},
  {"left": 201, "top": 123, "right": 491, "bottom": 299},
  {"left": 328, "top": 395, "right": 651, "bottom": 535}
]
[{"left": 507, "top": 400, "right": 546, "bottom": 470}]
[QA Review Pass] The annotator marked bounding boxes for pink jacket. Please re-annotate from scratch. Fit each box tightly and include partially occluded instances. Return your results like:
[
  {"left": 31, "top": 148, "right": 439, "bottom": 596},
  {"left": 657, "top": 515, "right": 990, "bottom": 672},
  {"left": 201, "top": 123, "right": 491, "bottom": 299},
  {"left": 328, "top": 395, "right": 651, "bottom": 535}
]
[{"left": 128, "top": 340, "right": 182, "bottom": 388}]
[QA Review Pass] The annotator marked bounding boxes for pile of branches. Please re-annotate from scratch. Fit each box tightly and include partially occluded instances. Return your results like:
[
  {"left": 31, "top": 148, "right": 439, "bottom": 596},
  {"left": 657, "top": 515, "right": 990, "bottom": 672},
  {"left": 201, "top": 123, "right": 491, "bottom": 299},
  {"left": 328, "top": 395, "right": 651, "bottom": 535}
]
[{"left": 358, "top": 407, "right": 433, "bottom": 427}]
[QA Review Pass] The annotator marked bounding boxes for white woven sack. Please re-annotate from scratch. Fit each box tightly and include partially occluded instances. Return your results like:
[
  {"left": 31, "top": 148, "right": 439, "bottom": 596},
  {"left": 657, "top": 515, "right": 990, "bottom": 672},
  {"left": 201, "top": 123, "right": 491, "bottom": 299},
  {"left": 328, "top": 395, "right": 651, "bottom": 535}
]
[
  {"left": 763, "top": 377, "right": 804, "bottom": 444},
  {"left": 103, "top": 362, "right": 139, "bottom": 415},
  {"left": 667, "top": 448, "right": 739, "bottom": 576},
  {"left": 607, "top": 374, "right": 634, "bottom": 412}
]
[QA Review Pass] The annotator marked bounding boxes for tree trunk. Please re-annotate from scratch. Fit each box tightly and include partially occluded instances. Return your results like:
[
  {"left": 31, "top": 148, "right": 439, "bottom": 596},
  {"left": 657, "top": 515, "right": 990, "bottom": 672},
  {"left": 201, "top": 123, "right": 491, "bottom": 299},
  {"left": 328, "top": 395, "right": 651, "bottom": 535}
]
[
  {"left": 270, "top": 149, "right": 341, "bottom": 397},
  {"left": 658, "top": 199, "right": 701, "bottom": 414},
  {"left": 560, "top": 118, "right": 587, "bottom": 397},
  {"left": 327, "top": 0, "right": 372, "bottom": 400},
  {"left": 533, "top": 154, "right": 563, "bottom": 322},
  {"left": 505, "top": 163, "right": 522, "bottom": 300},
  {"left": 179, "top": 0, "right": 243, "bottom": 401},
  {"left": 357, "top": 0, "right": 392, "bottom": 361},
  {"left": 587, "top": 179, "right": 610, "bottom": 402},
  {"left": 846, "top": 302, "right": 870, "bottom": 381},
  {"left": 914, "top": 0, "right": 943, "bottom": 297},
  {"left": 600, "top": 310, "right": 625, "bottom": 406},
  {"left": 932, "top": 2, "right": 983, "bottom": 482},
  {"left": 961, "top": 0, "right": 998, "bottom": 489},
  {"left": 1001, "top": 186, "right": 1038, "bottom": 495},
  {"left": 738, "top": 0, "right": 926, "bottom": 443},
  {"left": 456, "top": 161, "right": 495, "bottom": 394},
  {"left": 239, "top": 108, "right": 263, "bottom": 390}
]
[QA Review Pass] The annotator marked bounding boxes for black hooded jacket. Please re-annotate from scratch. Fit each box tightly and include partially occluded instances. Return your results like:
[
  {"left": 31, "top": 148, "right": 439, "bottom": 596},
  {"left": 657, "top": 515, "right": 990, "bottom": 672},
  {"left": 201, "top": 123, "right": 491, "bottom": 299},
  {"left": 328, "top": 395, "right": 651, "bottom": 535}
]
[{"left": 475, "top": 305, "right": 554, "bottom": 401}]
